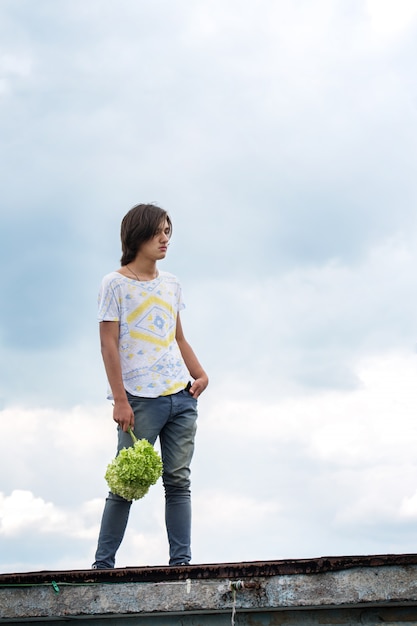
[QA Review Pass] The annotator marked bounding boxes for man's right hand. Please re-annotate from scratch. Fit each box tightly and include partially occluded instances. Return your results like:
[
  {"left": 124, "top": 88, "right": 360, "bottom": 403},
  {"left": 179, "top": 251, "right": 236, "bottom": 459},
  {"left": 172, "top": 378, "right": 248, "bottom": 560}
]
[{"left": 113, "top": 399, "right": 135, "bottom": 432}]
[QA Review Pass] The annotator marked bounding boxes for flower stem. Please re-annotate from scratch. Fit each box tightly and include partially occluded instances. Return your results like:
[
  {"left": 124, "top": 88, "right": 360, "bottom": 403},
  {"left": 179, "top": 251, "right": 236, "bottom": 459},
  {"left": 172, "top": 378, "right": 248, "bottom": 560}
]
[{"left": 128, "top": 427, "right": 137, "bottom": 444}]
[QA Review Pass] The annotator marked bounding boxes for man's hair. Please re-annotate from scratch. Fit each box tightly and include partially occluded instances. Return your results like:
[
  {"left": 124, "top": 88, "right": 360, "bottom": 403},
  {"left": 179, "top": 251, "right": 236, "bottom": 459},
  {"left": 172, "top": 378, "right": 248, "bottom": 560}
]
[{"left": 120, "top": 203, "right": 172, "bottom": 266}]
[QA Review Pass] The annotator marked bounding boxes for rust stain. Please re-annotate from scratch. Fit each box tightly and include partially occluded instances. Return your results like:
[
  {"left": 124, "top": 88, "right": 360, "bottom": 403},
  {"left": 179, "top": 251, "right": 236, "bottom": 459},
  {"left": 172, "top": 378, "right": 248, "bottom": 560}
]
[{"left": 1, "top": 554, "right": 417, "bottom": 587}]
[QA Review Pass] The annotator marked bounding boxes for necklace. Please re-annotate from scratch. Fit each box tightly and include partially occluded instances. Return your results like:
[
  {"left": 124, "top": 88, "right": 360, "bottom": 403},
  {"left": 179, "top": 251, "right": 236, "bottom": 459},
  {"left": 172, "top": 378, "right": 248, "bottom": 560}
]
[{"left": 126, "top": 265, "right": 157, "bottom": 282}]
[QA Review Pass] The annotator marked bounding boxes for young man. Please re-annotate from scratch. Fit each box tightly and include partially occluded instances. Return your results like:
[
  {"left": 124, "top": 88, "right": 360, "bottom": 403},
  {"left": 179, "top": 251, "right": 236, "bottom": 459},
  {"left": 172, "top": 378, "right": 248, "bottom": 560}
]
[{"left": 92, "top": 203, "right": 208, "bottom": 569}]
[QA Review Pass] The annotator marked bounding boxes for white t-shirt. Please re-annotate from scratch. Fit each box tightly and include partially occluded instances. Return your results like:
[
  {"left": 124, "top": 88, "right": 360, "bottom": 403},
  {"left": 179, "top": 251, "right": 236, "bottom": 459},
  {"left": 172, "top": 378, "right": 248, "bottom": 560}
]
[{"left": 98, "top": 270, "right": 190, "bottom": 398}]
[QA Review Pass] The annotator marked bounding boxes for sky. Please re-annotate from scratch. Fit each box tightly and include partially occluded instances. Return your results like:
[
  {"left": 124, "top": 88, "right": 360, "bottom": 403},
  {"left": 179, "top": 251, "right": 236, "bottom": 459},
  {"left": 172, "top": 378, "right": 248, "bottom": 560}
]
[{"left": 1, "top": 0, "right": 417, "bottom": 573}]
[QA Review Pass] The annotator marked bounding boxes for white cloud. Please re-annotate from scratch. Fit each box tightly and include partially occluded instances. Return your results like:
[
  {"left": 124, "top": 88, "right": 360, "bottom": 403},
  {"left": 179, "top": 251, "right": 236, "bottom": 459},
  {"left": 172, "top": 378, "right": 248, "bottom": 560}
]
[
  {"left": 400, "top": 491, "right": 417, "bottom": 520},
  {"left": 0, "top": 53, "right": 32, "bottom": 96},
  {"left": 0, "top": 490, "right": 102, "bottom": 539},
  {"left": 1, "top": 0, "right": 417, "bottom": 572},
  {"left": 195, "top": 491, "right": 281, "bottom": 530},
  {"left": 193, "top": 350, "right": 417, "bottom": 559},
  {"left": 0, "top": 403, "right": 115, "bottom": 507},
  {"left": 1, "top": 350, "right": 417, "bottom": 570},
  {"left": 0, "top": 491, "right": 65, "bottom": 536},
  {"left": 203, "top": 351, "right": 417, "bottom": 462},
  {"left": 185, "top": 234, "right": 417, "bottom": 399},
  {"left": 366, "top": 0, "right": 417, "bottom": 43}
]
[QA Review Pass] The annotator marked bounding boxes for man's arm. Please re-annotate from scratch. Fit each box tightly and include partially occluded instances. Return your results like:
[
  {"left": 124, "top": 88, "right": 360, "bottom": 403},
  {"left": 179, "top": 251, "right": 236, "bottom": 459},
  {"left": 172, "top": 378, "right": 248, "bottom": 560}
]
[
  {"left": 175, "top": 314, "right": 209, "bottom": 399},
  {"left": 99, "top": 320, "right": 134, "bottom": 432}
]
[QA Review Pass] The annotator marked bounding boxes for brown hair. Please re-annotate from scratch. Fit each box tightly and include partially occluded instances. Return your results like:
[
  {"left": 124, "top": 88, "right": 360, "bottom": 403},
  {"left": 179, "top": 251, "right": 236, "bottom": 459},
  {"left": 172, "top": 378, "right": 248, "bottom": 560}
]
[{"left": 120, "top": 203, "right": 172, "bottom": 266}]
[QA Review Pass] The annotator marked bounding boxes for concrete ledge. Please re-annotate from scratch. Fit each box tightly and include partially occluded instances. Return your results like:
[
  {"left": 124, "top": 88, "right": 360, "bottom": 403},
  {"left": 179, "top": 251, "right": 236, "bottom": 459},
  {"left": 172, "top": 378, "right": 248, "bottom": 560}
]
[{"left": 1, "top": 554, "right": 417, "bottom": 623}]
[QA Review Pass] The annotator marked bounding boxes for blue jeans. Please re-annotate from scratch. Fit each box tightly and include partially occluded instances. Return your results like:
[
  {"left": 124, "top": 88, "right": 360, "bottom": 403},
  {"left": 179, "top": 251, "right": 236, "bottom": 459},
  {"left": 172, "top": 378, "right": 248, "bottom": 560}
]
[{"left": 93, "top": 388, "right": 198, "bottom": 568}]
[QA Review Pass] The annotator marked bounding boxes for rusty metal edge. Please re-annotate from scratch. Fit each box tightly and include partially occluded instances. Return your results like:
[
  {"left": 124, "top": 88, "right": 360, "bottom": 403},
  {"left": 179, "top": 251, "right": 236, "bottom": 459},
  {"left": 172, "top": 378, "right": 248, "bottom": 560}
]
[{"left": 1, "top": 554, "right": 417, "bottom": 586}]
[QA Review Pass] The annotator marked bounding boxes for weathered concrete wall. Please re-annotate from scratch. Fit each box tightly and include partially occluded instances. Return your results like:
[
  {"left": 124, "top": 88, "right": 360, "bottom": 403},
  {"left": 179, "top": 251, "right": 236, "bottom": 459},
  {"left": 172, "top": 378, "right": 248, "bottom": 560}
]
[{"left": 1, "top": 555, "right": 417, "bottom": 624}]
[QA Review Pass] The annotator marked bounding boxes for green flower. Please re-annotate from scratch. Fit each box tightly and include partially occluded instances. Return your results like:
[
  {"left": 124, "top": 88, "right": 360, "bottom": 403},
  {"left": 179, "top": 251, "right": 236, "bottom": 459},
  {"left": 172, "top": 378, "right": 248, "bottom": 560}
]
[{"left": 105, "top": 429, "right": 163, "bottom": 501}]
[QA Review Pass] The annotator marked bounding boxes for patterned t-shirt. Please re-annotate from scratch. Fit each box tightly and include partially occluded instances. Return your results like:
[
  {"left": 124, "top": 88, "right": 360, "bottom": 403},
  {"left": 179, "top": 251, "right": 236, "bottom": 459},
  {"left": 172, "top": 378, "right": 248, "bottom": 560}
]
[{"left": 98, "top": 271, "right": 190, "bottom": 398}]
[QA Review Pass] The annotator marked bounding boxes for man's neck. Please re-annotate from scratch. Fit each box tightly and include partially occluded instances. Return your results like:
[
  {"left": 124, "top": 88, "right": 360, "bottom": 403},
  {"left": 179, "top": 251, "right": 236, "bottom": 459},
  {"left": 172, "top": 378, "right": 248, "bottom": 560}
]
[{"left": 126, "top": 258, "right": 158, "bottom": 281}]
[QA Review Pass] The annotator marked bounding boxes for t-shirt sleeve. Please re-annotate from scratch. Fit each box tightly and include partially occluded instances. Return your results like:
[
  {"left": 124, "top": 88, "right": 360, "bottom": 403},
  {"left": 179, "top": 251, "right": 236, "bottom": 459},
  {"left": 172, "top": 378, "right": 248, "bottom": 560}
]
[
  {"left": 98, "top": 275, "right": 121, "bottom": 322},
  {"left": 177, "top": 282, "right": 186, "bottom": 313}
]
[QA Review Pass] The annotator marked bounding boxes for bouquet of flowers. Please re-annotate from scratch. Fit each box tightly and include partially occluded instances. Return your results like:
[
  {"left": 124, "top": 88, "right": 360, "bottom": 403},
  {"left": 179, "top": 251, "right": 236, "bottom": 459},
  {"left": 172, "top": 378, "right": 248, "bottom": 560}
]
[{"left": 105, "top": 428, "right": 163, "bottom": 501}]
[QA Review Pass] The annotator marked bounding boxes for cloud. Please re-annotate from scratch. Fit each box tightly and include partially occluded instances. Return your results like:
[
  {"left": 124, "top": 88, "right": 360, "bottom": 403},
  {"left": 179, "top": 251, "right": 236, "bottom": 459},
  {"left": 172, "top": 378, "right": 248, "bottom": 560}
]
[
  {"left": 400, "top": 491, "right": 417, "bottom": 520},
  {"left": 0, "top": 491, "right": 64, "bottom": 536},
  {"left": 0, "top": 490, "right": 103, "bottom": 572},
  {"left": 365, "top": 0, "right": 417, "bottom": 43},
  {"left": 1, "top": 350, "right": 417, "bottom": 571},
  {"left": 0, "top": 52, "right": 32, "bottom": 96},
  {"left": 200, "top": 351, "right": 417, "bottom": 468},
  {"left": 189, "top": 351, "right": 417, "bottom": 561},
  {"left": 182, "top": 234, "right": 417, "bottom": 399},
  {"left": 1, "top": 0, "right": 417, "bottom": 572},
  {"left": 0, "top": 490, "right": 101, "bottom": 539},
  {"left": 0, "top": 404, "right": 114, "bottom": 503}
]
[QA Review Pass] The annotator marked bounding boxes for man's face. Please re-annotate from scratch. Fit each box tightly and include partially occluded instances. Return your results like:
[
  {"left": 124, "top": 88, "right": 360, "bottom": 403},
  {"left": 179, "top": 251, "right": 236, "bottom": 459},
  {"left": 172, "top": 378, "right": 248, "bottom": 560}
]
[{"left": 139, "top": 218, "right": 171, "bottom": 261}]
